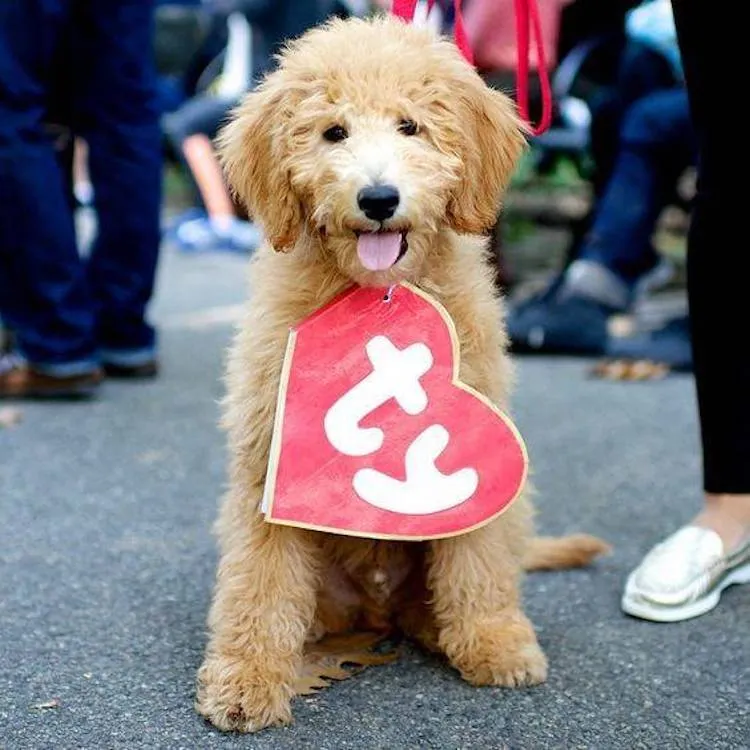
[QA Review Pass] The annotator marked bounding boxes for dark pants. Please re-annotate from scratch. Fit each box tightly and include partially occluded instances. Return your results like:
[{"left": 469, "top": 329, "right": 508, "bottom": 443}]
[
  {"left": 563, "top": 40, "right": 678, "bottom": 267},
  {"left": 587, "top": 41, "right": 677, "bottom": 197},
  {"left": 0, "top": 0, "right": 162, "bottom": 373},
  {"left": 671, "top": 0, "right": 750, "bottom": 493},
  {"left": 162, "top": 92, "right": 239, "bottom": 209},
  {"left": 162, "top": 93, "right": 238, "bottom": 150},
  {"left": 580, "top": 88, "right": 695, "bottom": 283}
]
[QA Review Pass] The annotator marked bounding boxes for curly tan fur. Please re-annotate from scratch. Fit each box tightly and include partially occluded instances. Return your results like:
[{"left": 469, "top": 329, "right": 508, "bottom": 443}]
[{"left": 196, "top": 16, "right": 607, "bottom": 733}]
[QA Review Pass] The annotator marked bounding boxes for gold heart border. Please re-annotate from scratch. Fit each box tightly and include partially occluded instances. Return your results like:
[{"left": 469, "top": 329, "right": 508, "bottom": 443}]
[{"left": 262, "top": 282, "right": 529, "bottom": 541}]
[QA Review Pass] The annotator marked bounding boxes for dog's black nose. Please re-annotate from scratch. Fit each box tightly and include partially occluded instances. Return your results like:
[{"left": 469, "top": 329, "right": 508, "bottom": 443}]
[{"left": 357, "top": 184, "right": 400, "bottom": 222}]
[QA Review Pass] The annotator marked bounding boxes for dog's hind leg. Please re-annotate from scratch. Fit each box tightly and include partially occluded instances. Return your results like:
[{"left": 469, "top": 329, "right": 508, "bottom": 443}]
[
  {"left": 196, "top": 502, "right": 321, "bottom": 733},
  {"left": 427, "top": 507, "right": 548, "bottom": 688}
]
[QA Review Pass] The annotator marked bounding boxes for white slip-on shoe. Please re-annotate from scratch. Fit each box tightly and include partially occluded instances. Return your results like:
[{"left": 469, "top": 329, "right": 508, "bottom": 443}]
[{"left": 622, "top": 526, "right": 750, "bottom": 622}]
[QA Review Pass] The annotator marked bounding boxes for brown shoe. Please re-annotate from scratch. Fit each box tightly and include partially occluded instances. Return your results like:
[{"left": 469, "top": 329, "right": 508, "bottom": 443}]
[
  {"left": 102, "top": 359, "right": 159, "bottom": 379},
  {"left": 0, "top": 355, "right": 103, "bottom": 399}
]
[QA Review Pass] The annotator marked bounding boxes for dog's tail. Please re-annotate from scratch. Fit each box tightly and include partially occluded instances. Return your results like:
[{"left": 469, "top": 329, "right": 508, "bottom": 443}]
[{"left": 523, "top": 534, "right": 611, "bottom": 571}]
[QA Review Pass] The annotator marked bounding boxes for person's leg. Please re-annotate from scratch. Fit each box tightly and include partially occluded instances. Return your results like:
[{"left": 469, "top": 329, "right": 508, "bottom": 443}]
[
  {"left": 508, "top": 89, "right": 694, "bottom": 355},
  {"left": 587, "top": 41, "right": 677, "bottom": 202},
  {"left": 575, "top": 89, "right": 694, "bottom": 288},
  {"left": 182, "top": 133, "right": 237, "bottom": 217},
  {"left": 162, "top": 92, "right": 237, "bottom": 205},
  {"left": 673, "top": 0, "right": 750, "bottom": 543},
  {"left": 0, "top": 0, "right": 101, "bottom": 387},
  {"left": 621, "top": 0, "right": 750, "bottom": 623},
  {"left": 616, "top": 40, "right": 677, "bottom": 117},
  {"left": 74, "top": 0, "right": 163, "bottom": 371},
  {"left": 162, "top": 93, "right": 261, "bottom": 253}
]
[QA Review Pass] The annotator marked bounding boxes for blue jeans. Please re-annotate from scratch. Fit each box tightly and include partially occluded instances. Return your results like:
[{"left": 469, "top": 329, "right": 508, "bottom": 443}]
[
  {"left": 0, "top": 0, "right": 162, "bottom": 374},
  {"left": 587, "top": 40, "right": 678, "bottom": 198},
  {"left": 580, "top": 88, "right": 696, "bottom": 284}
]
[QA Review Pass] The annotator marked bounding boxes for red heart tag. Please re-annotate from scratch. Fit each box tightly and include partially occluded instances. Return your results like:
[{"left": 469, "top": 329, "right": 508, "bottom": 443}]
[{"left": 263, "top": 283, "right": 528, "bottom": 540}]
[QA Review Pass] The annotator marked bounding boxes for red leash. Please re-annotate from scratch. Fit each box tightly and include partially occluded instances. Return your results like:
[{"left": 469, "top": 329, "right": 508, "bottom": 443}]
[
  {"left": 392, "top": 0, "right": 473, "bottom": 61},
  {"left": 512, "top": 0, "right": 553, "bottom": 134},
  {"left": 391, "top": 0, "right": 553, "bottom": 135}
]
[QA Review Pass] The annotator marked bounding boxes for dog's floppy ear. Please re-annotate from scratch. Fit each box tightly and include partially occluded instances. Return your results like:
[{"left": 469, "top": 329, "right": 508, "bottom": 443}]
[
  {"left": 217, "top": 78, "right": 303, "bottom": 252},
  {"left": 446, "top": 77, "right": 528, "bottom": 235}
]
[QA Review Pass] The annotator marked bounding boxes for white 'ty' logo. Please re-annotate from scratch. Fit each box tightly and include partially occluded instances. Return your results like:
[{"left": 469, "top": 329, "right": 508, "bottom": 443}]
[
  {"left": 323, "top": 335, "right": 478, "bottom": 515},
  {"left": 353, "top": 424, "right": 479, "bottom": 515},
  {"left": 324, "top": 335, "right": 432, "bottom": 456}
]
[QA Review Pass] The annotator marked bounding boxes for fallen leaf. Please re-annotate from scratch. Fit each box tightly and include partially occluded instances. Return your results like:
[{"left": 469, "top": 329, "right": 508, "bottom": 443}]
[
  {"left": 294, "top": 632, "right": 399, "bottom": 696},
  {"left": 589, "top": 359, "right": 670, "bottom": 382},
  {"left": 0, "top": 407, "right": 22, "bottom": 429},
  {"left": 31, "top": 698, "right": 60, "bottom": 710}
]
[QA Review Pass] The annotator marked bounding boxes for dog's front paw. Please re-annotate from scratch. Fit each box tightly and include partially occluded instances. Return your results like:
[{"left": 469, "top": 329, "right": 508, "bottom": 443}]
[
  {"left": 196, "top": 655, "right": 293, "bottom": 733},
  {"left": 446, "top": 616, "right": 549, "bottom": 688}
]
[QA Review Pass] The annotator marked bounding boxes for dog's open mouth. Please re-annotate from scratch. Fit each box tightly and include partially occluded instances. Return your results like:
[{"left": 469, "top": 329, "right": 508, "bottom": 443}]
[{"left": 354, "top": 230, "right": 408, "bottom": 271}]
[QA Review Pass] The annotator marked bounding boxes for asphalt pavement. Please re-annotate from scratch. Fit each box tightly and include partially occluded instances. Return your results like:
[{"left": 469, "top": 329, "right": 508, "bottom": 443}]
[{"left": 1, "top": 246, "right": 747, "bottom": 750}]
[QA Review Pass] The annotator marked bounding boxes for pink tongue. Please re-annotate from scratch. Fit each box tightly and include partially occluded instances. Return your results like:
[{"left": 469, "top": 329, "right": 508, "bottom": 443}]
[{"left": 356, "top": 232, "right": 401, "bottom": 271}]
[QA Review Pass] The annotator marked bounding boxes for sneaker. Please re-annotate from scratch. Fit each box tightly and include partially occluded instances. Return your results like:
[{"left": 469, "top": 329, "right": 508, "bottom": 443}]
[
  {"left": 167, "top": 211, "right": 261, "bottom": 255},
  {"left": 167, "top": 211, "right": 218, "bottom": 252},
  {"left": 605, "top": 315, "right": 692, "bottom": 372},
  {"left": 507, "top": 289, "right": 613, "bottom": 355},
  {"left": 0, "top": 352, "right": 103, "bottom": 399},
  {"left": 622, "top": 526, "right": 750, "bottom": 622},
  {"left": 507, "top": 260, "right": 630, "bottom": 355},
  {"left": 632, "top": 258, "right": 676, "bottom": 301},
  {"left": 220, "top": 218, "right": 262, "bottom": 252}
]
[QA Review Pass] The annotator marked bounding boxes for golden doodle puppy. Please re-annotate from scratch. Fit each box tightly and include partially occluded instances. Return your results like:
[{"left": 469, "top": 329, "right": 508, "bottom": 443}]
[{"left": 196, "top": 15, "right": 608, "bottom": 733}]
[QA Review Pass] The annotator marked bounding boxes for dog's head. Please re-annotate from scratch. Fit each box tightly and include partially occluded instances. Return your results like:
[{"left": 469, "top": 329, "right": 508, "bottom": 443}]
[{"left": 219, "top": 16, "right": 527, "bottom": 286}]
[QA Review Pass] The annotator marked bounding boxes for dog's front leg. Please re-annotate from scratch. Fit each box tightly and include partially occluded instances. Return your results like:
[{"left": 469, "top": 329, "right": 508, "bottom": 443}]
[
  {"left": 428, "top": 513, "right": 548, "bottom": 688},
  {"left": 196, "top": 505, "right": 320, "bottom": 733}
]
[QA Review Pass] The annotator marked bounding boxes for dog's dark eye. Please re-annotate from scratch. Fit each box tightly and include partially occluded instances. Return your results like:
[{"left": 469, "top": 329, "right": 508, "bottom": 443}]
[
  {"left": 323, "top": 124, "right": 348, "bottom": 143},
  {"left": 398, "top": 119, "right": 418, "bottom": 136}
]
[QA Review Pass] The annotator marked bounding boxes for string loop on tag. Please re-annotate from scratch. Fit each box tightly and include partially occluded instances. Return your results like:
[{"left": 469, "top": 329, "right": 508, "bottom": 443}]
[
  {"left": 390, "top": 0, "right": 552, "bottom": 135},
  {"left": 383, "top": 285, "right": 397, "bottom": 303}
]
